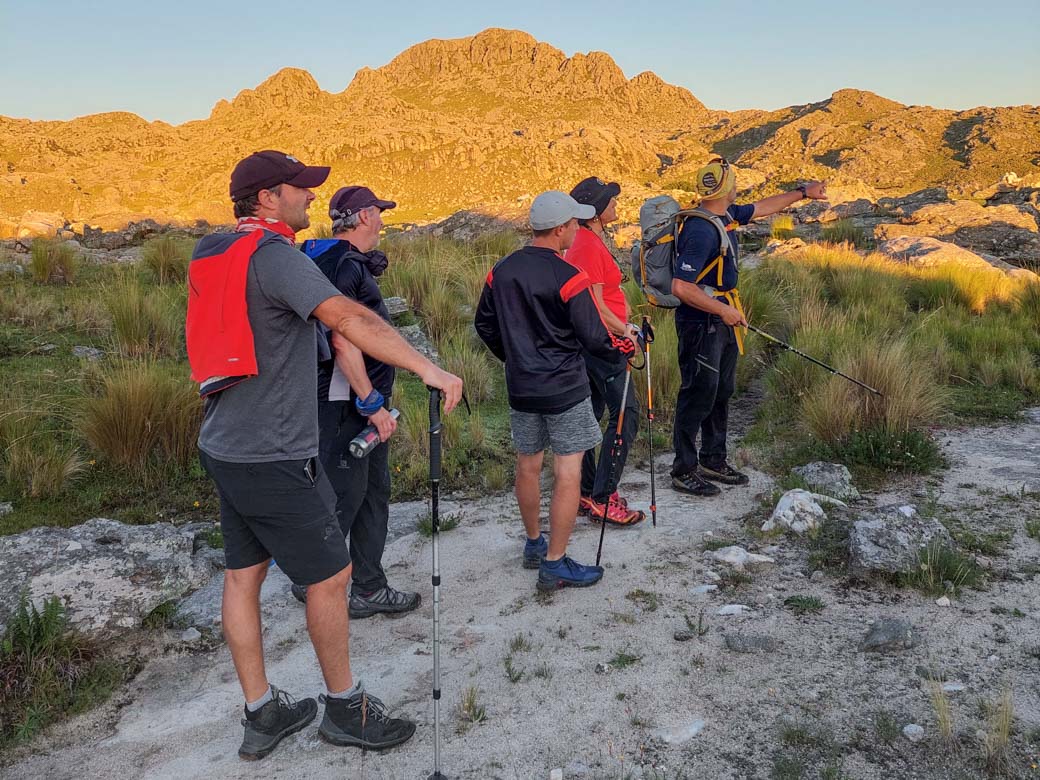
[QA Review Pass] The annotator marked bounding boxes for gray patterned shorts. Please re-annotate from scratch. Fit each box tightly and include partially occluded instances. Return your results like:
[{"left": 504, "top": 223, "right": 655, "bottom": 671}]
[{"left": 508, "top": 398, "right": 602, "bottom": 456}]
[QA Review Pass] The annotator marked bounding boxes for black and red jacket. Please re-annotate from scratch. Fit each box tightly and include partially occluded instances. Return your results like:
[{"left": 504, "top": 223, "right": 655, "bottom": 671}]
[{"left": 474, "top": 245, "right": 634, "bottom": 413}]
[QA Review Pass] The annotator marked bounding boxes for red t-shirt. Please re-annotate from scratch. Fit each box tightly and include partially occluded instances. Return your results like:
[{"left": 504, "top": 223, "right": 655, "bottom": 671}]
[{"left": 565, "top": 227, "right": 627, "bottom": 323}]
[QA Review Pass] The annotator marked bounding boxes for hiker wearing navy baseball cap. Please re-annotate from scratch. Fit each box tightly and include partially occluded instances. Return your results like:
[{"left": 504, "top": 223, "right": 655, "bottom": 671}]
[
  {"left": 293, "top": 185, "right": 420, "bottom": 621},
  {"left": 188, "top": 152, "right": 463, "bottom": 760}
]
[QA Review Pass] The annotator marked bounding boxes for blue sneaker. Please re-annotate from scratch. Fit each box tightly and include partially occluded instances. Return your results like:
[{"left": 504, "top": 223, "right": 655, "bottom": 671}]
[
  {"left": 537, "top": 555, "right": 604, "bottom": 591},
  {"left": 523, "top": 534, "right": 548, "bottom": 569}
]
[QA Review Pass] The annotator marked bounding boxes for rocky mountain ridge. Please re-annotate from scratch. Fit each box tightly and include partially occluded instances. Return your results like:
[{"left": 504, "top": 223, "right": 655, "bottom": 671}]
[{"left": 2, "top": 28, "right": 1038, "bottom": 232}]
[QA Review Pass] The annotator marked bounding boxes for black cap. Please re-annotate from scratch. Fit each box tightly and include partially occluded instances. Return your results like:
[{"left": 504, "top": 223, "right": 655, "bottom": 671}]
[
  {"left": 229, "top": 150, "right": 330, "bottom": 202},
  {"left": 569, "top": 176, "right": 621, "bottom": 217},
  {"left": 329, "top": 186, "right": 397, "bottom": 219}
]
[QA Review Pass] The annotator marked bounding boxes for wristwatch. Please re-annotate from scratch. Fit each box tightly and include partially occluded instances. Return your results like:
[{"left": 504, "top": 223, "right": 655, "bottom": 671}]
[{"left": 795, "top": 185, "right": 808, "bottom": 199}]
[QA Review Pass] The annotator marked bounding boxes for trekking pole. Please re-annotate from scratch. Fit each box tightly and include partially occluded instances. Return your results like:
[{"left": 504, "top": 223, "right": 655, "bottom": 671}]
[
  {"left": 427, "top": 387, "right": 446, "bottom": 780},
  {"left": 641, "top": 317, "right": 657, "bottom": 527},
  {"left": 745, "top": 324, "right": 883, "bottom": 396},
  {"left": 596, "top": 362, "right": 632, "bottom": 567}
]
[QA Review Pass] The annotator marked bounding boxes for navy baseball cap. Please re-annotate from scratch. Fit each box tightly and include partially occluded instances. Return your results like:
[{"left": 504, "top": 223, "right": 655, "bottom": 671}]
[
  {"left": 570, "top": 176, "right": 621, "bottom": 216},
  {"left": 328, "top": 186, "right": 397, "bottom": 219},
  {"left": 229, "top": 150, "right": 330, "bottom": 201}
]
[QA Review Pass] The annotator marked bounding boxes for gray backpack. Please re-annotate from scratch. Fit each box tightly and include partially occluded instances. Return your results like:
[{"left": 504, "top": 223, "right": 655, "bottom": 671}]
[{"left": 630, "top": 195, "right": 730, "bottom": 308}]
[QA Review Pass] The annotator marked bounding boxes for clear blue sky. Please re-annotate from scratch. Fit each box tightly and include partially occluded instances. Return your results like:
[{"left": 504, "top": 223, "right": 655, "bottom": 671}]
[{"left": 2, "top": 0, "right": 1037, "bottom": 124}]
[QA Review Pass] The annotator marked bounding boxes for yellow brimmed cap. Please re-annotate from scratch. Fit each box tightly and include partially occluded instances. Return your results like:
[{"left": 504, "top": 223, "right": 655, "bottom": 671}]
[{"left": 695, "top": 158, "right": 736, "bottom": 200}]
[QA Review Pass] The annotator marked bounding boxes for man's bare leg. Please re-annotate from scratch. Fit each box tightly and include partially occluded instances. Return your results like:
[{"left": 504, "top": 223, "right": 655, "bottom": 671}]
[
  {"left": 306, "top": 563, "right": 354, "bottom": 693},
  {"left": 515, "top": 451, "right": 545, "bottom": 540},
  {"left": 223, "top": 561, "right": 271, "bottom": 702},
  {"left": 547, "top": 451, "right": 583, "bottom": 560}
]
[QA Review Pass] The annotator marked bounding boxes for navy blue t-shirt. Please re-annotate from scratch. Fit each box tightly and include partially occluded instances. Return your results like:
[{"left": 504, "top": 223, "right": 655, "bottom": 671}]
[{"left": 673, "top": 203, "right": 755, "bottom": 324}]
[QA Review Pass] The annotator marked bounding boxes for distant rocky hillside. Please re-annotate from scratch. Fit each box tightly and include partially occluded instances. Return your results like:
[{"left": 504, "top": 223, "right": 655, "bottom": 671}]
[{"left": 1, "top": 27, "right": 1038, "bottom": 232}]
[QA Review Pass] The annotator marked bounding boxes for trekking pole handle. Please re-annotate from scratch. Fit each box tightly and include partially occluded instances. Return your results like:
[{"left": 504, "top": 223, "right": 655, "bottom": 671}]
[
  {"left": 641, "top": 316, "right": 655, "bottom": 344},
  {"left": 427, "top": 387, "right": 443, "bottom": 482}
]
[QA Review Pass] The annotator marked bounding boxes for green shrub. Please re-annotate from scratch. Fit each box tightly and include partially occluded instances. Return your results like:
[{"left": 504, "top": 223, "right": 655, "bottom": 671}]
[
  {"left": 0, "top": 404, "right": 85, "bottom": 498},
  {"left": 142, "top": 235, "right": 192, "bottom": 284},
  {"left": 79, "top": 361, "right": 201, "bottom": 478},
  {"left": 0, "top": 595, "right": 125, "bottom": 748},
  {"left": 898, "top": 540, "right": 984, "bottom": 596},
  {"left": 29, "top": 238, "right": 79, "bottom": 284}
]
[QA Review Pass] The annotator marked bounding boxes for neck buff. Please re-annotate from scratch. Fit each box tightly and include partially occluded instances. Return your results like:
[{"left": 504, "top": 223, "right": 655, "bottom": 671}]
[{"left": 235, "top": 217, "right": 296, "bottom": 246}]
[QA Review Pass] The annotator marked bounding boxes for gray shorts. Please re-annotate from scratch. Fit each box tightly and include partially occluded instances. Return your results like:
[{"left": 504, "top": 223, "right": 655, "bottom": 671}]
[{"left": 509, "top": 398, "right": 602, "bottom": 456}]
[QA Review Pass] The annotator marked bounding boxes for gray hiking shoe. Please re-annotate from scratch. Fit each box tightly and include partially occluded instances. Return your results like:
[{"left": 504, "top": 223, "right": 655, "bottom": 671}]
[
  {"left": 349, "top": 585, "right": 421, "bottom": 619},
  {"left": 318, "top": 685, "right": 416, "bottom": 750},
  {"left": 238, "top": 686, "right": 317, "bottom": 760}
]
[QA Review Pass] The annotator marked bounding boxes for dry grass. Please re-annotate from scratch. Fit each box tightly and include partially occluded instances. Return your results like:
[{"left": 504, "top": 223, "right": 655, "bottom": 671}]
[
  {"left": 79, "top": 361, "right": 201, "bottom": 477},
  {"left": 29, "top": 238, "right": 79, "bottom": 285},
  {"left": 0, "top": 403, "right": 85, "bottom": 498},
  {"left": 770, "top": 215, "right": 796, "bottom": 240},
  {"left": 928, "top": 679, "right": 954, "bottom": 743},
  {"left": 105, "top": 275, "right": 181, "bottom": 358},
  {"left": 983, "top": 688, "right": 1014, "bottom": 775},
  {"left": 142, "top": 235, "right": 192, "bottom": 284}
]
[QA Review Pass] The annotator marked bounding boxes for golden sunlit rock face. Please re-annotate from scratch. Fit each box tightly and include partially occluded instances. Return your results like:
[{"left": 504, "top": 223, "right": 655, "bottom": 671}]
[{"left": 1, "top": 28, "right": 1038, "bottom": 233}]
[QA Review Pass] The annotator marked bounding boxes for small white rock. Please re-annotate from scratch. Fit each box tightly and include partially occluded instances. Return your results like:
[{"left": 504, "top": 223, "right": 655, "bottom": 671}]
[
  {"left": 691, "top": 584, "right": 718, "bottom": 596},
  {"left": 935, "top": 596, "right": 951, "bottom": 607},
  {"left": 711, "top": 546, "right": 775, "bottom": 571},
  {"left": 810, "top": 570, "right": 824, "bottom": 582},
  {"left": 716, "top": 604, "right": 751, "bottom": 616},
  {"left": 66, "top": 541, "right": 83, "bottom": 551},
  {"left": 942, "top": 682, "right": 966, "bottom": 693},
  {"left": 550, "top": 770, "right": 564, "bottom": 780},
  {"left": 903, "top": 724, "right": 925, "bottom": 742},
  {"left": 653, "top": 718, "right": 705, "bottom": 745},
  {"left": 703, "top": 570, "right": 722, "bottom": 582},
  {"left": 180, "top": 628, "right": 202, "bottom": 643}
]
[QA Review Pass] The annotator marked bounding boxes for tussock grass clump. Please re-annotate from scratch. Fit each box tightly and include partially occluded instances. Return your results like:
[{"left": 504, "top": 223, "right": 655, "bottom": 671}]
[
  {"left": 455, "top": 685, "right": 487, "bottom": 731},
  {"left": 983, "top": 688, "right": 1015, "bottom": 775},
  {"left": 899, "top": 540, "right": 984, "bottom": 596},
  {"left": 142, "top": 235, "right": 192, "bottom": 284},
  {"left": 105, "top": 275, "right": 182, "bottom": 358},
  {"left": 819, "top": 219, "right": 869, "bottom": 248},
  {"left": 29, "top": 238, "right": 79, "bottom": 284},
  {"left": 79, "top": 361, "right": 201, "bottom": 478},
  {"left": 0, "top": 404, "right": 85, "bottom": 498},
  {"left": 0, "top": 596, "right": 125, "bottom": 748},
  {"left": 770, "top": 215, "right": 796, "bottom": 240}
]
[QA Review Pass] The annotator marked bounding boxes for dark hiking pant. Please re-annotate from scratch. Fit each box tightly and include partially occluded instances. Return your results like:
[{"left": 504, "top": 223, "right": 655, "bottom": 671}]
[
  {"left": 671, "top": 318, "right": 738, "bottom": 477},
  {"left": 581, "top": 351, "right": 639, "bottom": 502},
  {"left": 318, "top": 400, "right": 391, "bottom": 594}
]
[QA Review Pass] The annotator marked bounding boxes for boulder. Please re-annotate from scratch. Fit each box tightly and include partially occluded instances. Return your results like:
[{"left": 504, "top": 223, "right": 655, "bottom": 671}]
[
  {"left": 398, "top": 324, "right": 439, "bottom": 362},
  {"left": 762, "top": 489, "right": 847, "bottom": 535},
  {"left": 0, "top": 518, "right": 214, "bottom": 639},
  {"left": 878, "top": 235, "right": 1013, "bottom": 275},
  {"left": 875, "top": 200, "right": 1040, "bottom": 263},
  {"left": 817, "top": 198, "right": 876, "bottom": 223},
  {"left": 877, "top": 187, "right": 950, "bottom": 217},
  {"left": 848, "top": 504, "right": 953, "bottom": 578},
  {"left": 15, "top": 210, "right": 65, "bottom": 239},
  {"left": 792, "top": 462, "right": 861, "bottom": 501}
]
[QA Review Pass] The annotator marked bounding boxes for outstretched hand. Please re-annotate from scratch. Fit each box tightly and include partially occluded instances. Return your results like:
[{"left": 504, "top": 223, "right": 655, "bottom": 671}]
[{"left": 803, "top": 181, "right": 828, "bottom": 200}]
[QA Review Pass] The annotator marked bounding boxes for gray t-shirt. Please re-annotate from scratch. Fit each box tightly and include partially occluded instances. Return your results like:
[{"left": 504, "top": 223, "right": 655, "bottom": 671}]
[{"left": 198, "top": 236, "right": 340, "bottom": 463}]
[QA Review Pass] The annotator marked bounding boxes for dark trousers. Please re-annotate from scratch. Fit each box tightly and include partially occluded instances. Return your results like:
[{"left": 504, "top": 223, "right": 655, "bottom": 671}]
[
  {"left": 318, "top": 399, "right": 391, "bottom": 594},
  {"left": 581, "top": 351, "right": 639, "bottom": 502},
  {"left": 671, "top": 318, "right": 738, "bottom": 476}
]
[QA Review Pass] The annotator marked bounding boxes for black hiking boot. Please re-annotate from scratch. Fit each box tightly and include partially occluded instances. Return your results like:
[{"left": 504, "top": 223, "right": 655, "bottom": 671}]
[
  {"left": 318, "top": 686, "right": 417, "bottom": 750},
  {"left": 671, "top": 470, "right": 722, "bottom": 497},
  {"left": 238, "top": 686, "right": 317, "bottom": 760},
  {"left": 290, "top": 583, "right": 308, "bottom": 604},
  {"left": 349, "top": 585, "right": 421, "bottom": 619},
  {"left": 698, "top": 461, "right": 750, "bottom": 486}
]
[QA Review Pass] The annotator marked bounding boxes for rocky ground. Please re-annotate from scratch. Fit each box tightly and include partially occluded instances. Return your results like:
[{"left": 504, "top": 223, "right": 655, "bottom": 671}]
[{"left": 3, "top": 409, "right": 1039, "bottom": 779}]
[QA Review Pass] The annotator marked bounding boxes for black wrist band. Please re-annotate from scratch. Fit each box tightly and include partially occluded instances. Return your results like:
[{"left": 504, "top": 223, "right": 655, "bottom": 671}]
[{"left": 796, "top": 185, "right": 808, "bottom": 199}]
